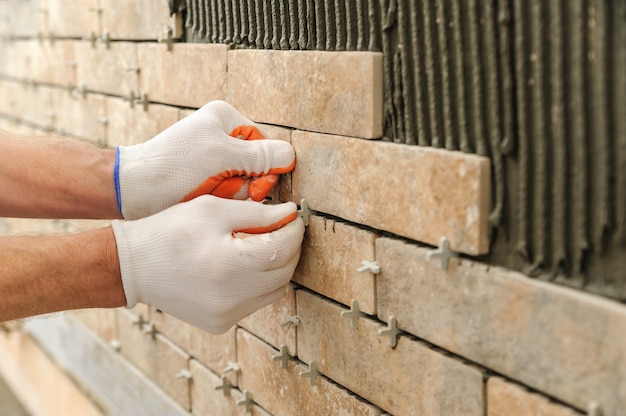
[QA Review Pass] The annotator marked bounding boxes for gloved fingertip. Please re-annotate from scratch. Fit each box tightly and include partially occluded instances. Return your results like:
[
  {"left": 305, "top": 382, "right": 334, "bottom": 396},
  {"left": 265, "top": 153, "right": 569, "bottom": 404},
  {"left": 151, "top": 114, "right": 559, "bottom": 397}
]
[
  {"left": 248, "top": 175, "right": 279, "bottom": 201},
  {"left": 234, "top": 211, "right": 297, "bottom": 235}
]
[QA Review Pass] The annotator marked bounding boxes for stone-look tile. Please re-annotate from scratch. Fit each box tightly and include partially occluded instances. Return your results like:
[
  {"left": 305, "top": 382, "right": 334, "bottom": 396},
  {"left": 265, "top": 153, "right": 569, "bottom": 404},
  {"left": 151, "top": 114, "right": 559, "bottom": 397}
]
[
  {"left": 376, "top": 237, "right": 626, "bottom": 415},
  {"left": 291, "top": 131, "right": 491, "bottom": 255},
  {"left": 105, "top": 96, "right": 179, "bottom": 147},
  {"left": 150, "top": 309, "right": 238, "bottom": 386},
  {"left": 237, "top": 328, "right": 382, "bottom": 416},
  {"left": 138, "top": 43, "right": 228, "bottom": 108},
  {"left": 71, "top": 309, "right": 116, "bottom": 342},
  {"left": 75, "top": 41, "right": 139, "bottom": 97},
  {"left": 0, "top": 0, "right": 39, "bottom": 38},
  {"left": 53, "top": 89, "right": 106, "bottom": 144},
  {"left": 293, "top": 216, "right": 378, "bottom": 314},
  {"left": 0, "top": 81, "right": 54, "bottom": 129},
  {"left": 190, "top": 359, "right": 271, "bottom": 416},
  {"left": 297, "top": 291, "right": 485, "bottom": 416},
  {"left": 47, "top": 0, "right": 98, "bottom": 38},
  {"left": 228, "top": 50, "right": 383, "bottom": 139},
  {"left": 487, "top": 377, "right": 582, "bottom": 416},
  {"left": 0, "top": 40, "right": 76, "bottom": 86},
  {"left": 238, "top": 285, "right": 297, "bottom": 355},
  {"left": 116, "top": 309, "right": 191, "bottom": 410},
  {"left": 0, "top": 330, "right": 104, "bottom": 416},
  {"left": 100, "top": 0, "right": 176, "bottom": 40},
  {"left": 0, "top": 81, "right": 28, "bottom": 119}
]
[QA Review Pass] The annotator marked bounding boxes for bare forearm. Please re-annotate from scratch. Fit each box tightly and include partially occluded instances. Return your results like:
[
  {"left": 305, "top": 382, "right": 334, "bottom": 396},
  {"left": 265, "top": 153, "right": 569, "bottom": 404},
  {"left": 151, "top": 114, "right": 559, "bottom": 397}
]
[
  {"left": 0, "top": 227, "right": 126, "bottom": 322},
  {"left": 0, "top": 131, "right": 120, "bottom": 219}
]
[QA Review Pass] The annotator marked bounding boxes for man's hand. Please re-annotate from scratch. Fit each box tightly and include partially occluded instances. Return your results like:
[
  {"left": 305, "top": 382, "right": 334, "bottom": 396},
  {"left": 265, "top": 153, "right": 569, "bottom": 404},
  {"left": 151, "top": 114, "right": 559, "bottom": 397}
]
[
  {"left": 115, "top": 100, "right": 295, "bottom": 220},
  {"left": 111, "top": 195, "right": 304, "bottom": 334}
]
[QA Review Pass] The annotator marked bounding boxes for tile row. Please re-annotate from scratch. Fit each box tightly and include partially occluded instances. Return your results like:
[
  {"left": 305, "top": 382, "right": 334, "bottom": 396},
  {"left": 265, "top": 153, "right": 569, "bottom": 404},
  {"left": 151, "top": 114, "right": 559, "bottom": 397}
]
[{"left": 0, "top": 38, "right": 381, "bottom": 138}]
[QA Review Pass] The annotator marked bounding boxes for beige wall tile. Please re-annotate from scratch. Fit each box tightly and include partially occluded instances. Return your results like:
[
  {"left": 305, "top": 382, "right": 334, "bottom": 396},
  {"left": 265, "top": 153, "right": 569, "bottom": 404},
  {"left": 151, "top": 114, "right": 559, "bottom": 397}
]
[
  {"left": 297, "top": 290, "right": 485, "bottom": 415},
  {"left": 238, "top": 284, "right": 297, "bottom": 355},
  {"left": 293, "top": 216, "right": 378, "bottom": 314},
  {"left": 487, "top": 377, "right": 582, "bottom": 416},
  {"left": 0, "top": 0, "right": 40, "bottom": 38},
  {"left": 53, "top": 89, "right": 106, "bottom": 144},
  {"left": 376, "top": 237, "right": 626, "bottom": 415},
  {"left": 100, "top": 0, "right": 174, "bottom": 40},
  {"left": 291, "top": 131, "right": 491, "bottom": 255},
  {"left": 228, "top": 50, "right": 383, "bottom": 139},
  {"left": 190, "top": 359, "right": 270, "bottom": 416},
  {"left": 237, "top": 328, "right": 382, "bottom": 416},
  {"left": 75, "top": 41, "right": 139, "bottom": 97},
  {"left": 72, "top": 309, "right": 116, "bottom": 342},
  {"left": 116, "top": 309, "right": 191, "bottom": 410},
  {"left": 47, "top": 0, "right": 98, "bottom": 38},
  {"left": 151, "top": 309, "right": 238, "bottom": 387},
  {"left": 138, "top": 43, "right": 228, "bottom": 108},
  {"left": 105, "top": 96, "right": 179, "bottom": 147}
]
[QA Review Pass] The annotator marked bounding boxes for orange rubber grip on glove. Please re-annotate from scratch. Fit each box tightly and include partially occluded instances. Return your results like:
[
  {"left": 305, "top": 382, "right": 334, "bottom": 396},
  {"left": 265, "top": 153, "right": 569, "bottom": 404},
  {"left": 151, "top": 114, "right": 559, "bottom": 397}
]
[{"left": 181, "top": 125, "right": 290, "bottom": 203}]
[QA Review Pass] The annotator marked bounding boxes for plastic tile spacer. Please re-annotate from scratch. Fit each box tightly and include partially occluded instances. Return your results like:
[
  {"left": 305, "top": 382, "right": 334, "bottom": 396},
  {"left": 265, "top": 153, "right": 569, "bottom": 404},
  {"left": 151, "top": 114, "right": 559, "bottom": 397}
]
[
  {"left": 223, "top": 362, "right": 241, "bottom": 374},
  {"left": 214, "top": 375, "right": 233, "bottom": 397},
  {"left": 340, "top": 299, "right": 365, "bottom": 329},
  {"left": 299, "top": 361, "right": 319, "bottom": 386},
  {"left": 426, "top": 237, "right": 459, "bottom": 270},
  {"left": 378, "top": 316, "right": 401, "bottom": 348},
  {"left": 237, "top": 390, "right": 254, "bottom": 413},
  {"left": 271, "top": 345, "right": 293, "bottom": 369},
  {"left": 175, "top": 369, "right": 192, "bottom": 380},
  {"left": 357, "top": 260, "right": 381, "bottom": 274},
  {"left": 296, "top": 199, "right": 312, "bottom": 226},
  {"left": 279, "top": 315, "right": 300, "bottom": 327}
]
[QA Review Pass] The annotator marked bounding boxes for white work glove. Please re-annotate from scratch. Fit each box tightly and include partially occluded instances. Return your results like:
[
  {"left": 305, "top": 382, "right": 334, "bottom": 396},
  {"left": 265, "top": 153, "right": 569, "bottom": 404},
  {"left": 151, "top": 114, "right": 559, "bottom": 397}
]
[
  {"left": 111, "top": 195, "right": 304, "bottom": 334},
  {"left": 114, "top": 100, "right": 295, "bottom": 220}
]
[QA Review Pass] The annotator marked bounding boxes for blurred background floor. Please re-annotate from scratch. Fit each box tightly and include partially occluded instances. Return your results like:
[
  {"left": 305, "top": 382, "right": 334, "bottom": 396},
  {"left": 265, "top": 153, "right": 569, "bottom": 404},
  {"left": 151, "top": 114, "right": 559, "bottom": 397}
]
[{"left": 0, "top": 375, "right": 28, "bottom": 416}]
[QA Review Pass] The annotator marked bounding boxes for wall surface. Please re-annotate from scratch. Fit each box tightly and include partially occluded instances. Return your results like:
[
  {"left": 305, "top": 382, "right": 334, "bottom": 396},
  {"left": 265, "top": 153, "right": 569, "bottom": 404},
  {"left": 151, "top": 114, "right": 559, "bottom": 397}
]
[{"left": 0, "top": 1, "right": 624, "bottom": 415}]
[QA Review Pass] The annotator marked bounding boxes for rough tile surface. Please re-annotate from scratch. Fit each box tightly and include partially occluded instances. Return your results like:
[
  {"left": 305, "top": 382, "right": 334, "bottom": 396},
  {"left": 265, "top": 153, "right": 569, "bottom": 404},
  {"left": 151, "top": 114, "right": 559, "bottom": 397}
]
[
  {"left": 376, "top": 237, "right": 626, "bottom": 415},
  {"left": 237, "top": 329, "right": 382, "bottom": 416},
  {"left": 75, "top": 41, "right": 139, "bottom": 97},
  {"left": 487, "top": 377, "right": 582, "bottom": 416},
  {"left": 53, "top": 89, "right": 106, "bottom": 144},
  {"left": 292, "top": 131, "right": 491, "bottom": 255},
  {"left": 297, "top": 291, "right": 485, "bottom": 416},
  {"left": 228, "top": 50, "right": 383, "bottom": 138},
  {"left": 105, "top": 97, "right": 179, "bottom": 147},
  {"left": 100, "top": 0, "right": 174, "bottom": 40},
  {"left": 138, "top": 43, "right": 228, "bottom": 108},
  {"left": 47, "top": 0, "right": 98, "bottom": 38},
  {"left": 238, "top": 285, "right": 297, "bottom": 356},
  {"left": 190, "top": 359, "right": 277, "bottom": 416},
  {"left": 151, "top": 309, "right": 239, "bottom": 387},
  {"left": 293, "top": 216, "right": 378, "bottom": 314}
]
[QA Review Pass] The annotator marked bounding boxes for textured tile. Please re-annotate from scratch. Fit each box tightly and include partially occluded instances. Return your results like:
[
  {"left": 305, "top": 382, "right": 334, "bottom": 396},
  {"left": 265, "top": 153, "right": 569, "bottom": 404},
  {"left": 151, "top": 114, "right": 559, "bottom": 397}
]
[
  {"left": 228, "top": 50, "right": 383, "bottom": 138},
  {"left": 100, "top": 0, "right": 176, "bottom": 40},
  {"left": 376, "top": 237, "right": 626, "bottom": 415},
  {"left": 487, "top": 377, "right": 582, "bottom": 416},
  {"left": 53, "top": 88, "right": 106, "bottom": 144},
  {"left": 105, "top": 96, "right": 179, "bottom": 147},
  {"left": 71, "top": 309, "right": 116, "bottom": 342},
  {"left": 75, "top": 41, "right": 139, "bottom": 97},
  {"left": 150, "top": 309, "right": 238, "bottom": 387},
  {"left": 47, "top": 0, "right": 98, "bottom": 38},
  {"left": 291, "top": 131, "right": 491, "bottom": 255},
  {"left": 293, "top": 216, "right": 378, "bottom": 314},
  {"left": 237, "top": 329, "right": 382, "bottom": 416},
  {"left": 116, "top": 309, "right": 191, "bottom": 410},
  {"left": 238, "top": 284, "right": 297, "bottom": 356},
  {"left": 190, "top": 359, "right": 271, "bottom": 416},
  {"left": 297, "top": 291, "right": 485, "bottom": 415},
  {"left": 138, "top": 43, "right": 228, "bottom": 108}
]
